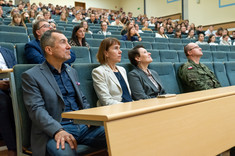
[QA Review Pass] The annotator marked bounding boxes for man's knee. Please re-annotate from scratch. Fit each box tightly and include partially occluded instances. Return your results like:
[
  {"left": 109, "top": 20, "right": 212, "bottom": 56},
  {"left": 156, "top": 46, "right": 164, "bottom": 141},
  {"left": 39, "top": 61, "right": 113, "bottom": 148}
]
[{"left": 46, "top": 139, "right": 76, "bottom": 156}]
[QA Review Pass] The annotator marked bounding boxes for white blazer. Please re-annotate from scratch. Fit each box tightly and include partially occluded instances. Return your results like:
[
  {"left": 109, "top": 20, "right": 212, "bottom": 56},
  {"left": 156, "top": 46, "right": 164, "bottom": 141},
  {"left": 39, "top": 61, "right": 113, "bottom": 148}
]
[{"left": 92, "top": 64, "right": 131, "bottom": 106}]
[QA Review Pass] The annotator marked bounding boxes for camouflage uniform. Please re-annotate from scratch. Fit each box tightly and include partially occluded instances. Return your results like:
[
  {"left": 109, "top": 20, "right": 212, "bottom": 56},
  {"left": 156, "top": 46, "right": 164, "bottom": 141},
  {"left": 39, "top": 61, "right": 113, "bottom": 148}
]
[{"left": 178, "top": 59, "right": 221, "bottom": 93}]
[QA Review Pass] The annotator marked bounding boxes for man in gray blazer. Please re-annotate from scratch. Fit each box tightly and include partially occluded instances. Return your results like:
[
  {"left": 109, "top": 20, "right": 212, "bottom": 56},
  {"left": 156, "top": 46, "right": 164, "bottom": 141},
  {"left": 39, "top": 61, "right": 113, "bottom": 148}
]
[{"left": 22, "top": 30, "right": 106, "bottom": 156}]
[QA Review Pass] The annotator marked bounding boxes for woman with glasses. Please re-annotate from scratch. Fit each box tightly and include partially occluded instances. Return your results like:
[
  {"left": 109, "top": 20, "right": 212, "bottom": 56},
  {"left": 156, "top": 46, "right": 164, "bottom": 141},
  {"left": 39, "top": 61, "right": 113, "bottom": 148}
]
[
  {"left": 69, "top": 25, "right": 89, "bottom": 48},
  {"left": 97, "top": 21, "right": 111, "bottom": 36}
]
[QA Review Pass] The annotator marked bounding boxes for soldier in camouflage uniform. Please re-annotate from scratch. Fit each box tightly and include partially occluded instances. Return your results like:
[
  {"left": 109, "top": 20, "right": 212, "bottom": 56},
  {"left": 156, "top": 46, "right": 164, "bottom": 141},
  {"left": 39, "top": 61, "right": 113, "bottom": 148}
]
[{"left": 178, "top": 43, "right": 221, "bottom": 93}]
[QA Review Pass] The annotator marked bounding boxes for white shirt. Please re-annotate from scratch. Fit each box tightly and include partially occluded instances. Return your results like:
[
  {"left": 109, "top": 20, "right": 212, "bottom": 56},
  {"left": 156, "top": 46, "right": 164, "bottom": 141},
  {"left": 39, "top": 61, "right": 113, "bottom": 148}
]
[
  {"left": 0, "top": 53, "right": 8, "bottom": 70},
  {"left": 209, "top": 42, "right": 218, "bottom": 45}
]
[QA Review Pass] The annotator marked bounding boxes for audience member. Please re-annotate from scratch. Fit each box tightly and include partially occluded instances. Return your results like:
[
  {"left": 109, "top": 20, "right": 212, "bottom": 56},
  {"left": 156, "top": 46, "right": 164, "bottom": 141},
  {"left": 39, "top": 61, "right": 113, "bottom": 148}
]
[
  {"left": 72, "top": 12, "right": 82, "bottom": 23},
  {"left": 97, "top": 21, "right": 111, "bottom": 36},
  {"left": 230, "top": 31, "right": 235, "bottom": 40},
  {"left": 205, "top": 25, "right": 215, "bottom": 36},
  {"left": 174, "top": 28, "right": 182, "bottom": 38},
  {"left": 8, "top": 13, "right": 26, "bottom": 27},
  {"left": 181, "top": 26, "right": 187, "bottom": 36},
  {"left": 128, "top": 45, "right": 166, "bottom": 100},
  {"left": 220, "top": 35, "right": 231, "bottom": 45},
  {"left": 195, "top": 33, "right": 208, "bottom": 45},
  {"left": 21, "top": 11, "right": 31, "bottom": 23},
  {"left": 196, "top": 25, "right": 205, "bottom": 35},
  {"left": 166, "top": 26, "right": 174, "bottom": 34},
  {"left": 60, "top": 12, "right": 68, "bottom": 22},
  {"left": 81, "top": 21, "right": 93, "bottom": 34},
  {"left": 215, "top": 27, "right": 223, "bottom": 37},
  {"left": 22, "top": 30, "right": 106, "bottom": 156},
  {"left": 49, "top": 21, "right": 56, "bottom": 30},
  {"left": 178, "top": 43, "right": 221, "bottom": 93},
  {"left": 0, "top": 46, "right": 17, "bottom": 156},
  {"left": 10, "top": 8, "right": 19, "bottom": 17},
  {"left": 135, "top": 23, "right": 143, "bottom": 33},
  {"left": 43, "top": 10, "right": 54, "bottom": 23},
  {"left": 207, "top": 34, "right": 218, "bottom": 45},
  {"left": 92, "top": 38, "right": 132, "bottom": 106},
  {"left": 69, "top": 25, "right": 89, "bottom": 48},
  {"left": 121, "top": 26, "right": 141, "bottom": 41},
  {"left": 187, "top": 29, "right": 196, "bottom": 39},
  {"left": 87, "top": 13, "right": 98, "bottom": 24},
  {"left": 220, "top": 29, "right": 232, "bottom": 45},
  {"left": 111, "top": 17, "right": 123, "bottom": 26},
  {"left": 120, "top": 20, "right": 134, "bottom": 35},
  {"left": 24, "top": 19, "right": 75, "bottom": 64},
  {"left": 142, "top": 21, "right": 153, "bottom": 32},
  {"left": 155, "top": 26, "right": 168, "bottom": 38}
]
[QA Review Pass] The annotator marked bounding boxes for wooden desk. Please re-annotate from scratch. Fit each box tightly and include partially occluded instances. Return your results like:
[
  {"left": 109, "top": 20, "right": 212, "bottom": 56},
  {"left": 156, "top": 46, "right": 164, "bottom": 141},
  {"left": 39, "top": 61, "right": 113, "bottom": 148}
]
[
  {"left": 0, "top": 68, "right": 13, "bottom": 79},
  {"left": 62, "top": 86, "right": 235, "bottom": 156}
]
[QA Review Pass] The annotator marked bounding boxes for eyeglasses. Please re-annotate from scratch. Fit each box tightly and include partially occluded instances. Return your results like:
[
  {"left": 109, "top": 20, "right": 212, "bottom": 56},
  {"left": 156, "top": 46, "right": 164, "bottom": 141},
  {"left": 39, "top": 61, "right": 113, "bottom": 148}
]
[
  {"left": 38, "top": 24, "right": 51, "bottom": 30},
  {"left": 189, "top": 46, "right": 200, "bottom": 51}
]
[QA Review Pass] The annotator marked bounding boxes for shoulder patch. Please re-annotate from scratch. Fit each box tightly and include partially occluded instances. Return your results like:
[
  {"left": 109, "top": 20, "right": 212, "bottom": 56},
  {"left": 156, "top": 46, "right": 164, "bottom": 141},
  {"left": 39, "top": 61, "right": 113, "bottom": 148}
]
[{"left": 188, "top": 66, "right": 193, "bottom": 70}]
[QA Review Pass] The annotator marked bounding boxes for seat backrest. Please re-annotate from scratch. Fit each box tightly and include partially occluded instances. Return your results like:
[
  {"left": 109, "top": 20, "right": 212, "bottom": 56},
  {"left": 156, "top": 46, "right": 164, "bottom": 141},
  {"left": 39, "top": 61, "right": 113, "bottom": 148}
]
[
  {"left": 70, "top": 46, "right": 91, "bottom": 63},
  {"left": 11, "top": 64, "right": 36, "bottom": 154},
  {"left": 0, "top": 32, "right": 29, "bottom": 44},
  {"left": 212, "top": 51, "right": 227, "bottom": 62},
  {"left": 118, "top": 63, "right": 134, "bottom": 74},
  {"left": 92, "top": 34, "right": 106, "bottom": 39},
  {"left": 174, "top": 62, "right": 184, "bottom": 93},
  {"left": 125, "top": 41, "right": 133, "bottom": 48},
  {"left": 0, "top": 42, "right": 15, "bottom": 52},
  {"left": 86, "top": 38, "right": 102, "bottom": 47},
  {"left": 155, "top": 38, "right": 169, "bottom": 43},
  {"left": 168, "top": 43, "right": 184, "bottom": 50},
  {"left": 15, "top": 43, "right": 28, "bottom": 64},
  {"left": 89, "top": 47, "right": 99, "bottom": 63},
  {"left": 227, "top": 52, "right": 235, "bottom": 62},
  {"left": 168, "top": 38, "right": 182, "bottom": 43},
  {"left": 216, "top": 45, "right": 230, "bottom": 51},
  {"left": 141, "top": 37, "right": 155, "bottom": 43},
  {"left": 133, "top": 41, "right": 152, "bottom": 50},
  {"left": 120, "top": 48, "right": 130, "bottom": 63},
  {"left": 203, "top": 62, "right": 214, "bottom": 73},
  {"left": 213, "top": 62, "right": 230, "bottom": 87},
  {"left": 199, "top": 44, "right": 210, "bottom": 51},
  {"left": 148, "top": 49, "right": 160, "bottom": 62},
  {"left": 159, "top": 50, "right": 179, "bottom": 63},
  {"left": 149, "top": 62, "right": 180, "bottom": 94},
  {"left": 225, "top": 62, "right": 235, "bottom": 85},
  {"left": 152, "top": 43, "right": 169, "bottom": 50},
  {"left": 0, "top": 25, "right": 27, "bottom": 33},
  {"left": 106, "top": 34, "right": 122, "bottom": 40},
  {"left": 72, "top": 63, "right": 100, "bottom": 107},
  {"left": 177, "top": 51, "right": 188, "bottom": 62},
  {"left": 200, "top": 51, "right": 212, "bottom": 62}
]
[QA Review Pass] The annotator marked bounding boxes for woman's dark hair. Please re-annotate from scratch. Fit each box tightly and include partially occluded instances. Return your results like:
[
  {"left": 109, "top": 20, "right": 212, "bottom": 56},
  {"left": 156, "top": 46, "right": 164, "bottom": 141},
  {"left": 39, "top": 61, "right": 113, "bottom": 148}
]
[
  {"left": 128, "top": 45, "right": 144, "bottom": 66},
  {"left": 207, "top": 34, "right": 215, "bottom": 43},
  {"left": 71, "top": 25, "right": 86, "bottom": 46},
  {"left": 126, "top": 26, "right": 135, "bottom": 41},
  {"left": 174, "top": 28, "right": 181, "bottom": 38}
]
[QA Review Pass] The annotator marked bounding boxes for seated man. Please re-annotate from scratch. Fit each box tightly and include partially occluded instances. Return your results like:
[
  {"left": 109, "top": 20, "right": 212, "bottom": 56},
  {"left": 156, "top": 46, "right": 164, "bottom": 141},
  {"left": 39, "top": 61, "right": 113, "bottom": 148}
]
[
  {"left": 0, "top": 46, "right": 16, "bottom": 156},
  {"left": 22, "top": 30, "right": 106, "bottom": 156},
  {"left": 25, "top": 19, "right": 75, "bottom": 64},
  {"left": 87, "top": 14, "right": 98, "bottom": 24},
  {"left": 178, "top": 43, "right": 221, "bottom": 93}
]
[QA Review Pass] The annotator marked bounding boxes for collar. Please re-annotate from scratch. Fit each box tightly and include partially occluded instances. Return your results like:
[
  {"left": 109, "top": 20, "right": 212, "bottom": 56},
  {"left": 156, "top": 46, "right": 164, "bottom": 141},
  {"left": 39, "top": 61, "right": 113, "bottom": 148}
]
[{"left": 46, "top": 61, "right": 67, "bottom": 74}]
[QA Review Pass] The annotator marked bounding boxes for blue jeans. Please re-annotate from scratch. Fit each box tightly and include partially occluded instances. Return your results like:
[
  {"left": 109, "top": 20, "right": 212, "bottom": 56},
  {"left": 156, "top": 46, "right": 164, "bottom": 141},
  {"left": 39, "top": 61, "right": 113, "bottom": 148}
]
[{"left": 46, "top": 123, "right": 106, "bottom": 156}]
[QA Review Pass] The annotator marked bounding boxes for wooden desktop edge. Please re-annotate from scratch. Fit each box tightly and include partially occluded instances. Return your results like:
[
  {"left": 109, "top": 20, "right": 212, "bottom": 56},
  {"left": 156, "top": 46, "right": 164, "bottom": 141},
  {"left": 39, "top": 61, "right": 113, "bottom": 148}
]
[
  {"left": 0, "top": 68, "right": 13, "bottom": 73},
  {"left": 62, "top": 86, "right": 235, "bottom": 124}
]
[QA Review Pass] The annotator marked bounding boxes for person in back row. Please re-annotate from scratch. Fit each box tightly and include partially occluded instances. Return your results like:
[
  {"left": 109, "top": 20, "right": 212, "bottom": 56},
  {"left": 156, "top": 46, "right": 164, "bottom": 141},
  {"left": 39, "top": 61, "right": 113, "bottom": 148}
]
[
  {"left": 128, "top": 45, "right": 166, "bottom": 100},
  {"left": 178, "top": 43, "right": 221, "bottom": 93},
  {"left": 22, "top": 30, "right": 106, "bottom": 156},
  {"left": 97, "top": 21, "right": 111, "bottom": 36},
  {"left": 69, "top": 25, "right": 90, "bottom": 48},
  {"left": 92, "top": 38, "right": 132, "bottom": 106},
  {"left": 25, "top": 19, "right": 75, "bottom": 64}
]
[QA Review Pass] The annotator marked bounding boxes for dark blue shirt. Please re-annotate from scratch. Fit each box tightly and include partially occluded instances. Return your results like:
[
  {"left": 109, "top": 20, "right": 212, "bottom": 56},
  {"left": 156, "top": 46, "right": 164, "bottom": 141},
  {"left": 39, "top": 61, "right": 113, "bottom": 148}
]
[
  {"left": 114, "top": 72, "right": 132, "bottom": 102},
  {"left": 121, "top": 35, "right": 139, "bottom": 41},
  {"left": 46, "top": 62, "right": 79, "bottom": 125}
]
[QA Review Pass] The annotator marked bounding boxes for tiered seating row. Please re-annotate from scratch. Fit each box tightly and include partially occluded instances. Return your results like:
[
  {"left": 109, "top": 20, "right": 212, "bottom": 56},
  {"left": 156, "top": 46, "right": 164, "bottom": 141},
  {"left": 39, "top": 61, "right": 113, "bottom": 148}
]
[{"left": 1, "top": 42, "right": 235, "bottom": 65}]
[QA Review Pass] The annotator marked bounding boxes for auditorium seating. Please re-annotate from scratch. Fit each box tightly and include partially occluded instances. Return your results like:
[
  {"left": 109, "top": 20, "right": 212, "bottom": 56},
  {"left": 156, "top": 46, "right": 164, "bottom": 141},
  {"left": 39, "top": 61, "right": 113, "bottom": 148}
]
[
  {"left": 70, "top": 46, "right": 91, "bottom": 63},
  {"left": 0, "top": 32, "right": 29, "bottom": 44}
]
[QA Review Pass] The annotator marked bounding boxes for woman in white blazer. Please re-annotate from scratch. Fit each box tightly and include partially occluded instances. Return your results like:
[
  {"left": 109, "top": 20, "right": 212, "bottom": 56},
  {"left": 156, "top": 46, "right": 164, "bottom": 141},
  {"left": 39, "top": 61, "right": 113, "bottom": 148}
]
[{"left": 92, "top": 38, "right": 132, "bottom": 106}]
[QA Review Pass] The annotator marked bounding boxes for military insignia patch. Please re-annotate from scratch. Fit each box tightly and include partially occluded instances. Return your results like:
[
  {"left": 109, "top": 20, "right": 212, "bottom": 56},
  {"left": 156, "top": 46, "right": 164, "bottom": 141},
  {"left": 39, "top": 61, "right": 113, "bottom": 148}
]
[{"left": 188, "top": 66, "right": 193, "bottom": 70}]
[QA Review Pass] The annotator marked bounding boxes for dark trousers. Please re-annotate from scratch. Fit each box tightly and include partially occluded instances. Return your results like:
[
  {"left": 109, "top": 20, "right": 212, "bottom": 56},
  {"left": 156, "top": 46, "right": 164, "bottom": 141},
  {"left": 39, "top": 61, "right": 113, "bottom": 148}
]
[{"left": 0, "top": 89, "right": 16, "bottom": 150}]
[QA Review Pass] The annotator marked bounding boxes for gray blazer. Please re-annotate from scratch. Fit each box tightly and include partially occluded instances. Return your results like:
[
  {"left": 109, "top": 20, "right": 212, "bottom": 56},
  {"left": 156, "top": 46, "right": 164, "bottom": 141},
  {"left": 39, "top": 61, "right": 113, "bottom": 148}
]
[
  {"left": 22, "top": 62, "right": 89, "bottom": 156},
  {"left": 128, "top": 67, "right": 166, "bottom": 100}
]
